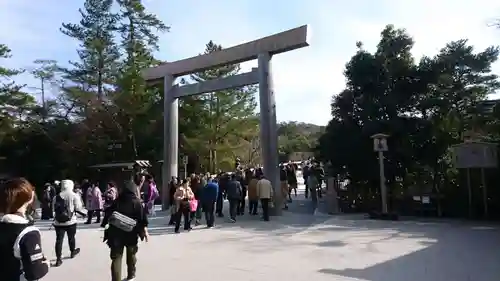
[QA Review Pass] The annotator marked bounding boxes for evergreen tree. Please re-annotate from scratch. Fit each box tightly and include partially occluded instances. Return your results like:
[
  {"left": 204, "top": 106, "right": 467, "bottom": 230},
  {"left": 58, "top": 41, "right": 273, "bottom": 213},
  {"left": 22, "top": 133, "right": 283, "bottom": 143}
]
[
  {"left": 113, "top": 0, "right": 169, "bottom": 157},
  {"left": 60, "top": 0, "right": 119, "bottom": 100},
  {"left": 186, "top": 41, "right": 258, "bottom": 172},
  {"left": 0, "top": 44, "right": 35, "bottom": 143}
]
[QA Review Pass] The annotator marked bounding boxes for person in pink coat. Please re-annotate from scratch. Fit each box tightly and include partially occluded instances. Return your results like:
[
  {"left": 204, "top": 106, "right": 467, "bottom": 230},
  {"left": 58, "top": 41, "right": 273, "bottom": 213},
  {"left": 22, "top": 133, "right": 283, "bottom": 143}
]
[{"left": 85, "top": 183, "right": 103, "bottom": 224}]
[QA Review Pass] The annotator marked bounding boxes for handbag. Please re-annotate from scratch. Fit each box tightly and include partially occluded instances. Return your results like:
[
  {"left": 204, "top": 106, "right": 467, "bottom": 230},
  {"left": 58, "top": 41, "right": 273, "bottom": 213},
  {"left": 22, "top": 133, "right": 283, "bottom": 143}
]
[
  {"left": 189, "top": 199, "right": 198, "bottom": 212},
  {"left": 108, "top": 211, "right": 137, "bottom": 232}
]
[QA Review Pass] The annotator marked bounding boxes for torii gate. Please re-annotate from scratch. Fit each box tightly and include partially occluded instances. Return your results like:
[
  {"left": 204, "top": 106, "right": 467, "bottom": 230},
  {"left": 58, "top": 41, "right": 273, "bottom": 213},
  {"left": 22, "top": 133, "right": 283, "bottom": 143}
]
[{"left": 142, "top": 25, "right": 310, "bottom": 214}]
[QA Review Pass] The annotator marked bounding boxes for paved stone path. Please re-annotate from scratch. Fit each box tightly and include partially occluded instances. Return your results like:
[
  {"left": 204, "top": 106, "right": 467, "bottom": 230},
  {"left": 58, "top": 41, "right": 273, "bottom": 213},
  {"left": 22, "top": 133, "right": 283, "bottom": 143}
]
[{"left": 35, "top": 201, "right": 500, "bottom": 281}]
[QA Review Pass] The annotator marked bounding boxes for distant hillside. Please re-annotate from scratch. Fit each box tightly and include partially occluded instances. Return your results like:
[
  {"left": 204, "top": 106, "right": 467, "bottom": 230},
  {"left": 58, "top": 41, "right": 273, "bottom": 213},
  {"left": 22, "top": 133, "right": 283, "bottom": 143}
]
[
  {"left": 277, "top": 121, "right": 325, "bottom": 138},
  {"left": 277, "top": 122, "right": 324, "bottom": 161}
]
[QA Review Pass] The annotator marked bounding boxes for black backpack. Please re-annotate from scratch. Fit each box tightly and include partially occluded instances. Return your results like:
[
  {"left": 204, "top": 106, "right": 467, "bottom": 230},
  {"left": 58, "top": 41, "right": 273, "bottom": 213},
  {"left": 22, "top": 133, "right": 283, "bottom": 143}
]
[{"left": 54, "top": 195, "right": 72, "bottom": 222}]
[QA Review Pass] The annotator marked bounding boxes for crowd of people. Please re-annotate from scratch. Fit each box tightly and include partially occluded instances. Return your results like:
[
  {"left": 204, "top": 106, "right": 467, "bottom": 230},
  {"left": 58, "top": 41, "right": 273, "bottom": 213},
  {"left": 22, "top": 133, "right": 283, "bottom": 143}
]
[{"left": 0, "top": 160, "right": 325, "bottom": 281}]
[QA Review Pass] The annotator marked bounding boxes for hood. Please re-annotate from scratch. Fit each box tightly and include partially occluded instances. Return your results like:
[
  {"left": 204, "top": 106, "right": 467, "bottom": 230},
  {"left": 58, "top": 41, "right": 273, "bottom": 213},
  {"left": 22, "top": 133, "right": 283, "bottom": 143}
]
[
  {"left": 60, "top": 179, "right": 74, "bottom": 192},
  {"left": 0, "top": 213, "right": 29, "bottom": 224}
]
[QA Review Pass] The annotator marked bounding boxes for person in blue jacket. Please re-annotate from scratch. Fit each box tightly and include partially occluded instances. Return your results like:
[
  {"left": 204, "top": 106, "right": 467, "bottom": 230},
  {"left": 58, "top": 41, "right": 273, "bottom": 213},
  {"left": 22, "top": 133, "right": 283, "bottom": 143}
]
[{"left": 201, "top": 178, "right": 218, "bottom": 228}]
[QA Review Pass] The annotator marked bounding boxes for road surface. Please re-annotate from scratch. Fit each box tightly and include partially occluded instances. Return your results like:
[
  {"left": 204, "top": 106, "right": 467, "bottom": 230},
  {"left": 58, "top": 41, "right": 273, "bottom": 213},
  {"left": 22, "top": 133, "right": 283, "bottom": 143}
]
[{"left": 34, "top": 204, "right": 500, "bottom": 281}]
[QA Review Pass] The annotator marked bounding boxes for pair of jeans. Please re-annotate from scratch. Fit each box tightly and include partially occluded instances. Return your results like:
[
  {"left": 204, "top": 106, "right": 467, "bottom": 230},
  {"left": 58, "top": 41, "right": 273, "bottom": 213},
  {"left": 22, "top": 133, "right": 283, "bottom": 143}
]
[
  {"left": 203, "top": 200, "right": 215, "bottom": 227},
  {"left": 86, "top": 209, "right": 101, "bottom": 223},
  {"left": 260, "top": 198, "right": 270, "bottom": 221},
  {"left": 248, "top": 200, "right": 258, "bottom": 215},
  {"left": 54, "top": 224, "right": 77, "bottom": 259},
  {"left": 174, "top": 204, "right": 191, "bottom": 232},
  {"left": 110, "top": 242, "right": 138, "bottom": 281},
  {"left": 228, "top": 199, "right": 239, "bottom": 220}
]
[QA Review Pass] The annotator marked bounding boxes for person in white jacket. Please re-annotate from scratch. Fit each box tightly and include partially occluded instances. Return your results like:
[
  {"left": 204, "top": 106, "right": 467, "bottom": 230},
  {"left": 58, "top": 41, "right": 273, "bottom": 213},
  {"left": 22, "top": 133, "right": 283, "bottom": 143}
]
[
  {"left": 52, "top": 179, "right": 86, "bottom": 267},
  {"left": 256, "top": 171, "right": 272, "bottom": 221}
]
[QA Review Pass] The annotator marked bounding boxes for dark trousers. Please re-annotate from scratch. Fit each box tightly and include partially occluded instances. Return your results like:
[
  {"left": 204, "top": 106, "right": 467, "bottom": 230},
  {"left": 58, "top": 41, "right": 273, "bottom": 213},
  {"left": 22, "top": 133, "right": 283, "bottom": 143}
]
[
  {"left": 41, "top": 203, "right": 53, "bottom": 220},
  {"left": 229, "top": 199, "right": 239, "bottom": 220},
  {"left": 216, "top": 192, "right": 224, "bottom": 215},
  {"left": 174, "top": 205, "right": 191, "bottom": 232},
  {"left": 304, "top": 178, "right": 309, "bottom": 198},
  {"left": 110, "top": 243, "right": 138, "bottom": 281},
  {"left": 86, "top": 209, "right": 101, "bottom": 223},
  {"left": 249, "top": 199, "right": 258, "bottom": 215},
  {"left": 54, "top": 224, "right": 77, "bottom": 259},
  {"left": 203, "top": 200, "right": 215, "bottom": 227},
  {"left": 237, "top": 188, "right": 247, "bottom": 215},
  {"left": 260, "top": 198, "right": 270, "bottom": 221}
]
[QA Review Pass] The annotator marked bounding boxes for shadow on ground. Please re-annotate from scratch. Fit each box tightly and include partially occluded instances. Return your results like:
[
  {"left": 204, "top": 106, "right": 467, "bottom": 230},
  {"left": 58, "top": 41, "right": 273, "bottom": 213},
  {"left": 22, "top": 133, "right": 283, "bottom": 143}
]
[
  {"left": 35, "top": 219, "right": 104, "bottom": 231},
  {"left": 313, "top": 216, "right": 500, "bottom": 281}
]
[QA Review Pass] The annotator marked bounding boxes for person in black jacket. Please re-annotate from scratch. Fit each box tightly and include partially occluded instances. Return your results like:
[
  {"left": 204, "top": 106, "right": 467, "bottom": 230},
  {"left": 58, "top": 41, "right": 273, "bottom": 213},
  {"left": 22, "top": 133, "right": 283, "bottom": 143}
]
[
  {"left": 226, "top": 174, "right": 242, "bottom": 222},
  {"left": 216, "top": 173, "right": 228, "bottom": 217},
  {"left": 101, "top": 176, "right": 149, "bottom": 281},
  {"left": 0, "top": 178, "right": 50, "bottom": 281}
]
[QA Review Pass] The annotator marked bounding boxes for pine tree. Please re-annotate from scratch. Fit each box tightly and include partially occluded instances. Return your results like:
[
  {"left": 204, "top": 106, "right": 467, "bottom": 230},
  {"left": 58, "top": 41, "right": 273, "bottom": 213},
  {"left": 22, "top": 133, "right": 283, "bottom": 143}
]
[
  {"left": 60, "top": 0, "right": 119, "bottom": 100},
  {"left": 187, "top": 41, "right": 258, "bottom": 172},
  {"left": 113, "top": 0, "right": 169, "bottom": 157},
  {"left": 0, "top": 44, "right": 36, "bottom": 142}
]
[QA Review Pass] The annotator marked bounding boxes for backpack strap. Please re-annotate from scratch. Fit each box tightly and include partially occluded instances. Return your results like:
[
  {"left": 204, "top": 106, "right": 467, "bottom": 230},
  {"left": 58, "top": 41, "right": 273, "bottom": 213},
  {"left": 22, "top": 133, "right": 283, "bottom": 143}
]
[{"left": 13, "top": 226, "right": 40, "bottom": 259}]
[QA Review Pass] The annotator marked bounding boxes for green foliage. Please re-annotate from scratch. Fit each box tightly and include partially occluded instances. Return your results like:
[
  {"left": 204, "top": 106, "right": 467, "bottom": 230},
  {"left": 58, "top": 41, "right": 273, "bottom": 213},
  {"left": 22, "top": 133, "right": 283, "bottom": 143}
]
[
  {"left": 317, "top": 24, "right": 500, "bottom": 218},
  {"left": 181, "top": 41, "right": 258, "bottom": 172}
]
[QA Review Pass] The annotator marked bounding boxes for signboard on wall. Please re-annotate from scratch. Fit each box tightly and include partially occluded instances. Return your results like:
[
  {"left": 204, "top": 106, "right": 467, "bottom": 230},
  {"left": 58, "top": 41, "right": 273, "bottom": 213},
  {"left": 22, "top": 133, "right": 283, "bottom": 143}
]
[{"left": 453, "top": 142, "right": 498, "bottom": 169}]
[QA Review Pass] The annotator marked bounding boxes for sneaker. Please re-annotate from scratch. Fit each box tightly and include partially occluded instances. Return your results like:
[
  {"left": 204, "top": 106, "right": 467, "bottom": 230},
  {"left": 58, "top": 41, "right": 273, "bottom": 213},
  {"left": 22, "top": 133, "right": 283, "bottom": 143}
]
[
  {"left": 229, "top": 218, "right": 236, "bottom": 223},
  {"left": 70, "top": 248, "right": 80, "bottom": 258},
  {"left": 53, "top": 259, "right": 63, "bottom": 267}
]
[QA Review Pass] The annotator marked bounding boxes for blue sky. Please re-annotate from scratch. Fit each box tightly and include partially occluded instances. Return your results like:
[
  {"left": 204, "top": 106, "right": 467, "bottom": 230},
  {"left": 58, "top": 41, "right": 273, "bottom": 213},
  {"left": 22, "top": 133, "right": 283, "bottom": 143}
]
[{"left": 1, "top": 0, "right": 499, "bottom": 125}]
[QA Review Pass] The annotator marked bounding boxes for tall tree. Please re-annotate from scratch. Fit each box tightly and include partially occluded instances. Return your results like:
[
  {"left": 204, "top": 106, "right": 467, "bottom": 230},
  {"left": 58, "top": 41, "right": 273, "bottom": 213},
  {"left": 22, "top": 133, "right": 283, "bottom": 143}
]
[
  {"left": 184, "top": 41, "right": 258, "bottom": 172},
  {"left": 318, "top": 24, "right": 499, "bottom": 216},
  {"left": 60, "top": 0, "right": 119, "bottom": 100},
  {"left": 112, "top": 0, "right": 169, "bottom": 158},
  {"left": 0, "top": 44, "right": 34, "bottom": 143},
  {"left": 29, "top": 59, "right": 59, "bottom": 119}
]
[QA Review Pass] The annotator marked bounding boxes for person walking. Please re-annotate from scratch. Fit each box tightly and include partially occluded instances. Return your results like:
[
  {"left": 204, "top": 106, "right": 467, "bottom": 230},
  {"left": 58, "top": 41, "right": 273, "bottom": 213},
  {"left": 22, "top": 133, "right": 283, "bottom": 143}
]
[
  {"left": 85, "top": 183, "right": 103, "bottom": 224},
  {"left": 101, "top": 178, "right": 149, "bottom": 281},
  {"left": 247, "top": 173, "right": 259, "bottom": 215},
  {"left": 172, "top": 179, "right": 195, "bottom": 233},
  {"left": 256, "top": 171, "right": 272, "bottom": 221},
  {"left": 189, "top": 174, "right": 203, "bottom": 225},
  {"left": 226, "top": 174, "right": 242, "bottom": 222},
  {"left": 143, "top": 175, "right": 159, "bottom": 217},
  {"left": 52, "top": 179, "right": 86, "bottom": 267},
  {"left": 0, "top": 178, "right": 50, "bottom": 281},
  {"left": 41, "top": 183, "right": 54, "bottom": 220},
  {"left": 103, "top": 182, "right": 118, "bottom": 212},
  {"left": 236, "top": 171, "right": 247, "bottom": 216},
  {"left": 201, "top": 178, "right": 218, "bottom": 228},
  {"left": 167, "top": 177, "right": 178, "bottom": 225},
  {"left": 215, "top": 173, "right": 228, "bottom": 217}
]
